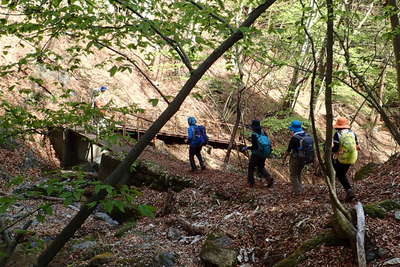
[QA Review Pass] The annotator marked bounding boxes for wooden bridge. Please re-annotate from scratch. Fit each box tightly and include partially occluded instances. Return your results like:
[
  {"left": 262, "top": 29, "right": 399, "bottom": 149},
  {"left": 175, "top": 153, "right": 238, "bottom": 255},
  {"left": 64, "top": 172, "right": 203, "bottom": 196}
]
[{"left": 113, "top": 113, "right": 247, "bottom": 150}]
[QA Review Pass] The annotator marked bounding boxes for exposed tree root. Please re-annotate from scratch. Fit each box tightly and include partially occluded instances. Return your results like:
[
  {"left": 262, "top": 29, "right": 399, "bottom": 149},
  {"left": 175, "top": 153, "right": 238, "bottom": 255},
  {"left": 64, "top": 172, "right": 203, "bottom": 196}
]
[{"left": 273, "top": 230, "right": 343, "bottom": 267}]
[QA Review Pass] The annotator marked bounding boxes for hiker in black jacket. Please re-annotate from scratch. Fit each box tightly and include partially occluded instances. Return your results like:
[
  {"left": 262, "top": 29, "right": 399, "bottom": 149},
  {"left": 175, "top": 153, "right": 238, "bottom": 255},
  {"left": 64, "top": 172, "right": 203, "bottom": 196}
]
[
  {"left": 283, "top": 120, "right": 314, "bottom": 195},
  {"left": 242, "top": 120, "right": 273, "bottom": 188}
]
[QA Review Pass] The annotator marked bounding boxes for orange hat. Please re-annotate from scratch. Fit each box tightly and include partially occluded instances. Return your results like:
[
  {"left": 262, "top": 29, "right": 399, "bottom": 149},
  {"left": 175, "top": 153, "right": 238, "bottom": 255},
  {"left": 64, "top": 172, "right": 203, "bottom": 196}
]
[{"left": 334, "top": 117, "right": 350, "bottom": 129}]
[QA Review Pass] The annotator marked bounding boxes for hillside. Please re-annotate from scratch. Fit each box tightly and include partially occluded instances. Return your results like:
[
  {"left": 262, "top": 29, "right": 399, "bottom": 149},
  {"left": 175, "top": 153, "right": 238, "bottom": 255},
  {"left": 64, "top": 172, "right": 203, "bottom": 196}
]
[{"left": 1, "top": 137, "right": 399, "bottom": 267}]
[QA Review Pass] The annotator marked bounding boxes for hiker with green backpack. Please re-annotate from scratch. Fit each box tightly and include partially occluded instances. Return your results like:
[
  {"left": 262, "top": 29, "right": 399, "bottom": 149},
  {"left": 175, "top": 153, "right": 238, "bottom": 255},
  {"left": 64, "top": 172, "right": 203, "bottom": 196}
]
[
  {"left": 332, "top": 117, "right": 360, "bottom": 201},
  {"left": 241, "top": 120, "right": 274, "bottom": 188},
  {"left": 282, "top": 120, "right": 315, "bottom": 195}
]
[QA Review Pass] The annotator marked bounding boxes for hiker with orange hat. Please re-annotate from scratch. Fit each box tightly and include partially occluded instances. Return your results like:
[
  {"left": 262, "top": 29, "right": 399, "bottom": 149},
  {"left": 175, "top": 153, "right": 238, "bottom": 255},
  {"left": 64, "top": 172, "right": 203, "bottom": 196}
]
[{"left": 332, "top": 117, "right": 360, "bottom": 201}]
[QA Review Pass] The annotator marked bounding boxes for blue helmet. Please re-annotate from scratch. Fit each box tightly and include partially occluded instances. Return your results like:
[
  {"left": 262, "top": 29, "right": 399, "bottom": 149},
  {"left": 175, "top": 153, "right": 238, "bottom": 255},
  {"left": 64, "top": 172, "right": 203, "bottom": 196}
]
[{"left": 100, "top": 86, "right": 108, "bottom": 92}]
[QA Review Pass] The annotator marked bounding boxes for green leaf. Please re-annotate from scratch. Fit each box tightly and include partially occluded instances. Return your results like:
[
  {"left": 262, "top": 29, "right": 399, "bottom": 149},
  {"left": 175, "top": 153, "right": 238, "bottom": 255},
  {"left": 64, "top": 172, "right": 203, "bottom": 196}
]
[
  {"left": 6, "top": 175, "right": 24, "bottom": 187},
  {"left": 192, "top": 92, "right": 203, "bottom": 100},
  {"left": 41, "top": 204, "right": 53, "bottom": 215},
  {"left": 36, "top": 214, "right": 45, "bottom": 223},
  {"left": 148, "top": 98, "right": 159, "bottom": 107},
  {"left": 87, "top": 201, "right": 98, "bottom": 208},
  {"left": 137, "top": 204, "right": 156, "bottom": 218},
  {"left": 53, "top": 0, "right": 62, "bottom": 7},
  {"left": 109, "top": 66, "right": 118, "bottom": 77},
  {"left": 102, "top": 200, "right": 114, "bottom": 213}
]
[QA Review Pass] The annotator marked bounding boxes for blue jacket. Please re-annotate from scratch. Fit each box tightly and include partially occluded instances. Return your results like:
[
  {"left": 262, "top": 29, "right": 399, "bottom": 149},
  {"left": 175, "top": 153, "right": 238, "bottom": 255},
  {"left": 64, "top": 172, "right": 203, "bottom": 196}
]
[{"left": 187, "top": 117, "right": 197, "bottom": 147}]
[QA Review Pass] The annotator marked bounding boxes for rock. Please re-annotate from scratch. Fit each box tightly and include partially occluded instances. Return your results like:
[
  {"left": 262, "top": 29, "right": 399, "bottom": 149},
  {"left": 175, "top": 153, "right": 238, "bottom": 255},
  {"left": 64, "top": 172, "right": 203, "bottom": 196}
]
[
  {"left": 167, "top": 227, "right": 182, "bottom": 240},
  {"left": 94, "top": 212, "right": 119, "bottom": 226},
  {"left": 378, "top": 248, "right": 389, "bottom": 258},
  {"left": 152, "top": 251, "right": 178, "bottom": 267},
  {"left": 395, "top": 210, "right": 400, "bottom": 220},
  {"left": 22, "top": 150, "right": 41, "bottom": 170},
  {"left": 366, "top": 249, "right": 379, "bottom": 262},
  {"left": 87, "top": 252, "right": 114, "bottom": 266},
  {"left": 383, "top": 258, "right": 400, "bottom": 265},
  {"left": 200, "top": 233, "right": 237, "bottom": 267},
  {"left": 72, "top": 241, "right": 97, "bottom": 251}
]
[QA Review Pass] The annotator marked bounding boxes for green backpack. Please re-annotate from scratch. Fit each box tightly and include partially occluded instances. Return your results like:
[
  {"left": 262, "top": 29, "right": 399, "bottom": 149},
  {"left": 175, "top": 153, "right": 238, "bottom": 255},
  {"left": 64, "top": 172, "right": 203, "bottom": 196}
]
[{"left": 337, "top": 130, "right": 358, "bottom": 164}]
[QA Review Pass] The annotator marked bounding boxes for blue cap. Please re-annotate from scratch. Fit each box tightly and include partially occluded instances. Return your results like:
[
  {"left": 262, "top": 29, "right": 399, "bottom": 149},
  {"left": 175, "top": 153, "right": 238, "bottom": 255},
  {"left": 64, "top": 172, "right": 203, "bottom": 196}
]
[
  {"left": 188, "top": 117, "right": 197, "bottom": 126},
  {"left": 289, "top": 120, "right": 303, "bottom": 132},
  {"left": 100, "top": 86, "right": 108, "bottom": 92}
]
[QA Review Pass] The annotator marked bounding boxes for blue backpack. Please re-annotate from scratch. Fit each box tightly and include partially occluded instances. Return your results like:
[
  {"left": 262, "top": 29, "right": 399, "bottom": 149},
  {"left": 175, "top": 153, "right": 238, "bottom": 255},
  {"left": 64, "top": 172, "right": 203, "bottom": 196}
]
[
  {"left": 254, "top": 132, "right": 272, "bottom": 158},
  {"left": 192, "top": 125, "right": 208, "bottom": 146}
]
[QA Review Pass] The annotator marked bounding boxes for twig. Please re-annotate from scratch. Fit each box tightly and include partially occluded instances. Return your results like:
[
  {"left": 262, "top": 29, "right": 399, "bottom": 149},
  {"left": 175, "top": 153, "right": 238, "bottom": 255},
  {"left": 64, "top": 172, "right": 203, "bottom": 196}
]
[{"left": 0, "top": 206, "right": 42, "bottom": 234}]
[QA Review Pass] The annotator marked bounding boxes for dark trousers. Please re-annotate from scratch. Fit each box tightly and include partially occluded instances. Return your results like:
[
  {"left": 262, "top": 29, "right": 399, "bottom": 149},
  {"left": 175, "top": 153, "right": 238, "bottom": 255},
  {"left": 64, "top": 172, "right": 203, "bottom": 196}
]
[
  {"left": 333, "top": 159, "right": 352, "bottom": 190},
  {"left": 248, "top": 153, "right": 272, "bottom": 185},
  {"left": 289, "top": 154, "right": 307, "bottom": 194},
  {"left": 189, "top": 146, "right": 204, "bottom": 170}
]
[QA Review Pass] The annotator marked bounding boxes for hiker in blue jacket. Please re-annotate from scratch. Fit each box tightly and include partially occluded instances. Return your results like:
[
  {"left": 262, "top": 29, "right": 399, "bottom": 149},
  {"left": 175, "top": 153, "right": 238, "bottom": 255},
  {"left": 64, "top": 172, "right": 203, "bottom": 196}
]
[
  {"left": 187, "top": 116, "right": 206, "bottom": 172},
  {"left": 242, "top": 120, "right": 273, "bottom": 188}
]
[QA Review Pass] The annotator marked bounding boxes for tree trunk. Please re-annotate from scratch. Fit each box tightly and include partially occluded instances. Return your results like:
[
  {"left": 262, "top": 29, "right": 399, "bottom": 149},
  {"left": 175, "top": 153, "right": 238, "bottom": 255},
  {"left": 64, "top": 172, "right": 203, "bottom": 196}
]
[
  {"left": 35, "top": 1, "right": 278, "bottom": 266},
  {"left": 372, "top": 65, "right": 387, "bottom": 131},
  {"left": 282, "top": 0, "right": 317, "bottom": 110},
  {"left": 385, "top": 0, "right": 400, "bottom": 98},
  {"left": 224, "top": 44, "right": 246, "bottom": 165},
  {"left": 223, "top": 89, "right": 243, "bottom": 165},
  {"left": 325, "top": 0, "right": 356, "bottom": 240}
]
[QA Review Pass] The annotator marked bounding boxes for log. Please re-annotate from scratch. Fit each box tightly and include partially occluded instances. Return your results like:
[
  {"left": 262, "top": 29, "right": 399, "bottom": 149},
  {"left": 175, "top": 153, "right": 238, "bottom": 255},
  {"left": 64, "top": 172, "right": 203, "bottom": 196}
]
[{"left": 355, "top": 202, "right": 366, "bottom": 267}]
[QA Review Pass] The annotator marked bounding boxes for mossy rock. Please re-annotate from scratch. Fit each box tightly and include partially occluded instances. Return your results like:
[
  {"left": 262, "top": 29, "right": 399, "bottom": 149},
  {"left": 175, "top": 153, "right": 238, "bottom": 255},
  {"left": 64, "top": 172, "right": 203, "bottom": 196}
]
[
  {"left": 378, "top": 199, "right": 400, "bottom": 211},
  {"left": 115, "top": 220, "right": 137, "bottom": 238},
  {"left": 200, "top": 233, "right": 237, "bottom": 267},
  {"left": 364, "top": 199, "right": 400, "bottom": 219},
  {"left": 364, "top": 204, "right": 386, "bottom": 219},
  {"left": 88, "top": 252, "right": 114, "bottom": 266},
  {"left": 354, "top": 162, "right": 379, "bottom": 181}
]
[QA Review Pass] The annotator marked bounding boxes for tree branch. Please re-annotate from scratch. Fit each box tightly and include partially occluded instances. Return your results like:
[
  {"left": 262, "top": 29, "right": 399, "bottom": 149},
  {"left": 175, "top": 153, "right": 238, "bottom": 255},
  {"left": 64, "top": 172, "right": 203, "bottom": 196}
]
[
  {"left": 94, "top": 40, "right": 170, "bottom": 104},
  {"left": 112, "top": 0, "right": 194, "bottom": 72}
]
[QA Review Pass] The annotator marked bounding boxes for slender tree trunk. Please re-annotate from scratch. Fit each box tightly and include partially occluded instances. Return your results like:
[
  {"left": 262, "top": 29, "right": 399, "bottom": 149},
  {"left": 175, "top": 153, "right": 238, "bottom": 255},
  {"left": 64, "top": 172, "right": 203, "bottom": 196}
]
[
  {"left": 224, "top": 89, "right": 243, "bottom": 165},
  {"left": 35, "top": 1, "right": 278, "bottom": 266},
  {"left": 385, "top": 0, "right": 400, "bottom": 98},
  {"left": 325, "top": 0, "right": 356, "bottom": 238},
  {"left": 224, "top": 43, "right": 246, "bottom": 165},
  {"left": 282, "top": 0, "right": 318, "bottom": 110},
  {"left": 372, "top": 65, "right": 387, "bottom": 130}
]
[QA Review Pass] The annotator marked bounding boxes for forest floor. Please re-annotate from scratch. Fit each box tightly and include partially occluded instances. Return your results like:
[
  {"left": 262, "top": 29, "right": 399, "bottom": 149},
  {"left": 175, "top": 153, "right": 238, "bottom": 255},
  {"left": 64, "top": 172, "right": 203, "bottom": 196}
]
[{"left": 1, "top": 141, "right": 399, "bottom": 267}]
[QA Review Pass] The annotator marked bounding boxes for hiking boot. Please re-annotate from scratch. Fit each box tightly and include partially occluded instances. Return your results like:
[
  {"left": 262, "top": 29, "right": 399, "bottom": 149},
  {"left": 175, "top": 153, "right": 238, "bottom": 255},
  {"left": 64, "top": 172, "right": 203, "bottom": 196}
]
[
  {"left": 345, "top": 189, "right": 356, "bottom": 202},
  {"left": 246, "top": 183, "right": 255, "bottom": 188},
  {"left": 266, "top": 177, "right": 274, "bottom": 188},
  {"left": 201, "top": 165, "right": 206, "bottom": 171},
  {"left": 189, "top": 168, "right": 198, "bottom": 172}
]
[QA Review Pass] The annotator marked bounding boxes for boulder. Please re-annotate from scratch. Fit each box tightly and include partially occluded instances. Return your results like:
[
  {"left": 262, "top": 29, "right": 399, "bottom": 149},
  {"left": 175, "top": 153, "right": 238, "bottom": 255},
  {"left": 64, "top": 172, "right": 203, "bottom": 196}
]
[
  {"left": 152, "top": 251, "right": 178, "bottom": 267},
  {"left": 394, "top": 210, "right": 400, "bottom": 221},
  {"left": 200, "top": 233, "right": 237, "bottom": 267}
]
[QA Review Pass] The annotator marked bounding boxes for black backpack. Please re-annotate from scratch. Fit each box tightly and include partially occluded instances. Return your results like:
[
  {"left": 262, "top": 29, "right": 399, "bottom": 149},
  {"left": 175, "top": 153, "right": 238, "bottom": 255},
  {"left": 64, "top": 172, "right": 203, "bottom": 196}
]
[{"left": 294, "top": 132, "right": 314, "bottom": 164}]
